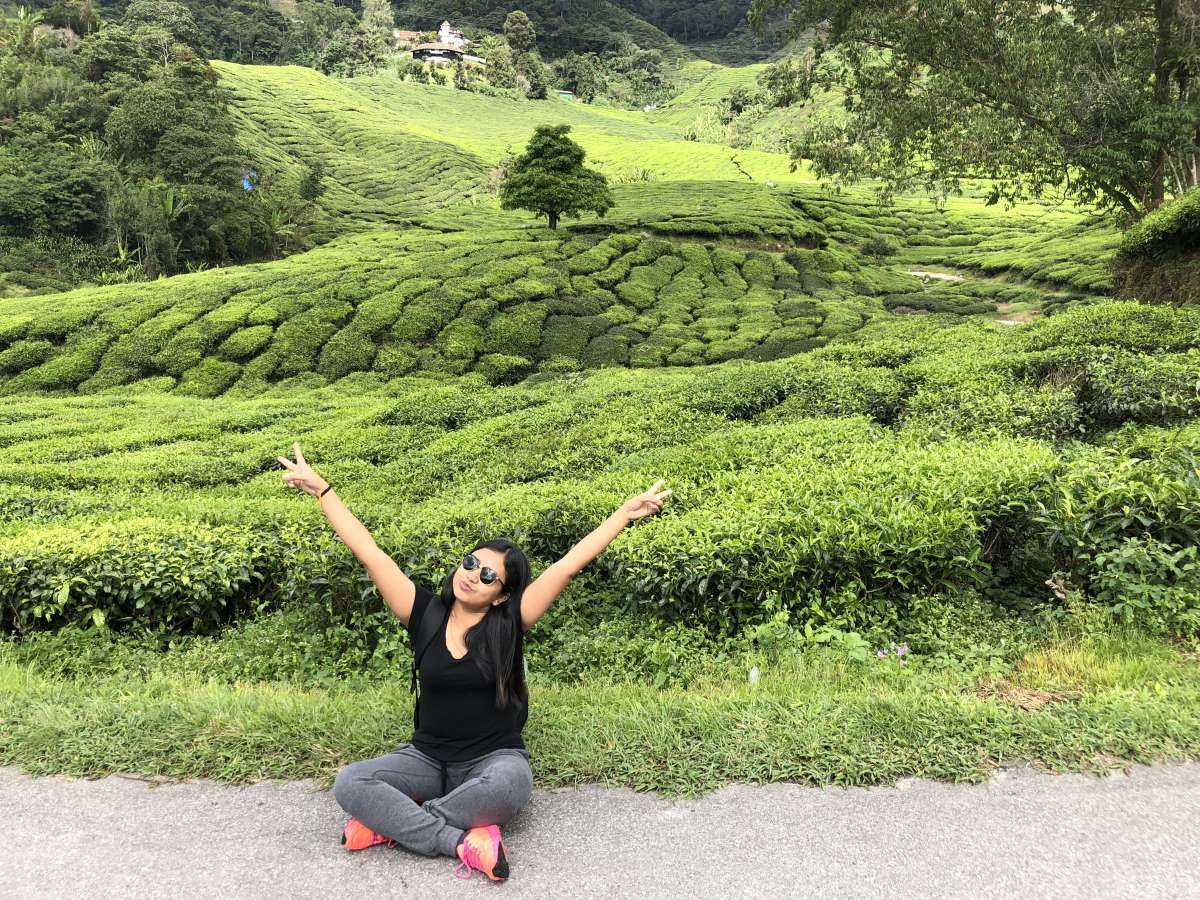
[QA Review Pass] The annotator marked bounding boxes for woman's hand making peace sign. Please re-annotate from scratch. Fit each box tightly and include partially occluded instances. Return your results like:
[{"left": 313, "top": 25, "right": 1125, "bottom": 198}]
[
  {"left": 277, "top": 442, "right": 330, "bottom": 498},
  {"left": 620, "top": 479, "right": 672, "bottom": 523}
]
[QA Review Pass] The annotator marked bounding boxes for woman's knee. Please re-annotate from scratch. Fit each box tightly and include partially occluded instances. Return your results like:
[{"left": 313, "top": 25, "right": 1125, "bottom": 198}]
[
  {"left": 482, "top": 756, "right": 534, "bottom": 815},
  {"left": 333, "top": 761, "right": 371, "bottom": 810}
]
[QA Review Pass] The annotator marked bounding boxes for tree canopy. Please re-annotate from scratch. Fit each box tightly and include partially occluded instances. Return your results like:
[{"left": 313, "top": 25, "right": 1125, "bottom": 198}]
[
  {"left": 0, "top": 4, "right": 326, "bottom": 278},
  {"left": 503, "top": 10, "right": 536, "bottom": 53},
  {"left": 360, "top": 0, "right": 395, "bottom": 36},
  {"left": 24, "top": 0, "right": 357, "bottom": 67},
  {"left": 751, "top": 0, "right": 1200, "bottom": 220},
  {"left": 499, "top": 124, "right": 614, "bottom": 229}
]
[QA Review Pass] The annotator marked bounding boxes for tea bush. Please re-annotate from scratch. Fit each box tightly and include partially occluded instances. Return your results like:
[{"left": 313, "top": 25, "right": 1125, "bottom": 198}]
[
  {"left": 0, "top": 518, "right": 287, "bottom": 635},
  {"left": 1117, "top": 187, "right": 1200, "bottom": 258},
  {"left": 1033, "top": 447, "right": 1200, "bottom": 613}
]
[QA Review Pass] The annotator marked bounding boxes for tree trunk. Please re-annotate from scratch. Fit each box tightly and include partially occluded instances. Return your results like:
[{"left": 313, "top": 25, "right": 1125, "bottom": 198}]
[
  {"left": 1149, "top": 0, "right": 1180, "bottom": 210},
  {"left": 548, "top": 210, "right": 559, "bottom": 229}
]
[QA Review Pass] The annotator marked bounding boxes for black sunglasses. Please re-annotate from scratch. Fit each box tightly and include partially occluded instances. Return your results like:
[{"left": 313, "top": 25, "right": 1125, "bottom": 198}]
[{"left": 462, "top": 552, "right": 507, "bottom": 590}]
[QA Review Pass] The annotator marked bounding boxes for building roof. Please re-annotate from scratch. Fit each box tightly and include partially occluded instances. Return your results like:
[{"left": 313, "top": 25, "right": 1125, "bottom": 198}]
[{"left": 393, "top": 30, "right": 420, "bottom": 39}]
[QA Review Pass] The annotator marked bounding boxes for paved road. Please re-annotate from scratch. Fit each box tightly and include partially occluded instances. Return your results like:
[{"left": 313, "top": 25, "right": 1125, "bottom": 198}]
[{"left": 2, "top": 761, "right": 1198, "bottom": 899}]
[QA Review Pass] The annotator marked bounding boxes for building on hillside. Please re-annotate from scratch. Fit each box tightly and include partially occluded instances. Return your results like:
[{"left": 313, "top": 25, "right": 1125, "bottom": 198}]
[
  {"left": 412, "top": 42, "right": 487, "bottom": 66},
  {"left": 393, "top": 29, "right": 421, "bottom": 48},
  {"left": 438, "top": 20, "right": 468, "bottom": 48},
  {"left": 412, "top": 41, "right": 463, "bottom": 64}
]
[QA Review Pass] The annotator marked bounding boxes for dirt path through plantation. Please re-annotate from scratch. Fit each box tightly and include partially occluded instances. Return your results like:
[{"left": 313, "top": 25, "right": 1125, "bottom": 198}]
[{"left": 3, "top": 761, "right": 1198, "bottom": 898}]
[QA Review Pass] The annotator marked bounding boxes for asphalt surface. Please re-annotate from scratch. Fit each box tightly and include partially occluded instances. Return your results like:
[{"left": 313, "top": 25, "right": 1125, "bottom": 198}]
[{"left": 2, "top": 761, "right": 1199, "bottom": 899}]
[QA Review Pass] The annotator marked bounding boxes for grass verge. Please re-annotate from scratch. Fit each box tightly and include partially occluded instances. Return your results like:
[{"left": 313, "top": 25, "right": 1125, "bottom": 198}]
[{"left": 2, "top": 631, "right": 1197, "bottom": 798}]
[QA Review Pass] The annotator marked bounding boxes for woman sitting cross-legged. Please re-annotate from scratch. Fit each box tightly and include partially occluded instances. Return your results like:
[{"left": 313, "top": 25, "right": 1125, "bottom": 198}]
[{"left": 277, "top": 442, "right": 671, "bottom": 882}]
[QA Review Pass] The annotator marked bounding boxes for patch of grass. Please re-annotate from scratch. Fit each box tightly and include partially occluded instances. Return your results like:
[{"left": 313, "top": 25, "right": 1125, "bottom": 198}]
[{"left": 1, "top": 629, "right": 1196, "bottom": 796}]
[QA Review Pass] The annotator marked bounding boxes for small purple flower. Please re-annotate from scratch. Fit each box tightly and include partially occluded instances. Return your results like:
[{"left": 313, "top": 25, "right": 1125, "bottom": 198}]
[
  {"left": 895, "top": 643, "right": 909, "bottom": 658},
  {"left": 876, "top": 649, "right": 888, "bottom": 659}
]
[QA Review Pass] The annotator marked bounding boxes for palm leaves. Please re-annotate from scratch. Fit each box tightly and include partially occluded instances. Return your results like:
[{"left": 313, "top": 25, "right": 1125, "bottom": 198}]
[{"left": 0, "top": 7, "right": 47, "bottom": 61}]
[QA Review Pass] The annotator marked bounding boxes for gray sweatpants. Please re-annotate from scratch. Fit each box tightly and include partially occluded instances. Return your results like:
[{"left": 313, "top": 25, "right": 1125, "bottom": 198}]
[{"left": 332, "top": 742, "right": 534, "bottom": 858}]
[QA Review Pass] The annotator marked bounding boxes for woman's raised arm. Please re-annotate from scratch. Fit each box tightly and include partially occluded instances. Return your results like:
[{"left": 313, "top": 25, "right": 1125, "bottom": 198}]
[
  {"left": 520, "top": 479, "right": 671, "bottom": 632},
  {"left": 278, "top": 442, "right": 417, "bottom": 626}
]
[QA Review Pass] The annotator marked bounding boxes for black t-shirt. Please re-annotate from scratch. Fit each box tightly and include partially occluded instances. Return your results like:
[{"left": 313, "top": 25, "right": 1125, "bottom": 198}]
[{"left": 406, "top": 584, "right": 527, "bottom": 763}]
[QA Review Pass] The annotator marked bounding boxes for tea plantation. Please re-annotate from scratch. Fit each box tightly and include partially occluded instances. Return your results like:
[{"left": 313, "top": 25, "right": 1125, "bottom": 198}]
[
  {"left": 4, "top": 300, "right": 1200, "bottom": 636},
  {"left": 2, "top": 60, "right": 1198, "bottom": 793}
]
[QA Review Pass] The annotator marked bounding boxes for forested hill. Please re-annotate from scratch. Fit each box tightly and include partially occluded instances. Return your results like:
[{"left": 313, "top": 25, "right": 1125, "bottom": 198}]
[
  {"left": 23, "top": 0, "right": 357, "bottom": 65},
  {"left": 389, "top": 0, "right": 688, "bottom": 57},
  {"left": 20, "top": 0, "right": 758, "bottom": 63}
]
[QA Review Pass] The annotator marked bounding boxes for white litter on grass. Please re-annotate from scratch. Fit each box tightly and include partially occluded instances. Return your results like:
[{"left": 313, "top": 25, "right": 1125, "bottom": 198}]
[
  {"left": 907, "top": 270, "right": 966, "bottom": 282},
  {"left": 749, "top": 666, "right": 760, "bottom": 685}
]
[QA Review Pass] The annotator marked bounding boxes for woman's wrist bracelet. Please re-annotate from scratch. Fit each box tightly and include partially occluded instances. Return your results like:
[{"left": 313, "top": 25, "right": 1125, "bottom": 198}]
[{"left": 319, "top": 484, "right": 333, "bottom": 498}]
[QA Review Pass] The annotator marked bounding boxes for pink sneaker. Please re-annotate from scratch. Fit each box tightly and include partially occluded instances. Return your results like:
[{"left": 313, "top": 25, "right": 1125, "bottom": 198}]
[
  {"left": 454, "top": 825, "right": 509, "bottom": 881},
  {"left": 341, "top": 817, "right": 397, "bottom": 851}
]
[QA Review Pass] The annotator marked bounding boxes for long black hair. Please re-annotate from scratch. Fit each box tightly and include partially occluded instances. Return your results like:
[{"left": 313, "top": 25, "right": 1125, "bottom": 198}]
[{"left": 438, "top": 537, "right": 531, "bottom": 714}]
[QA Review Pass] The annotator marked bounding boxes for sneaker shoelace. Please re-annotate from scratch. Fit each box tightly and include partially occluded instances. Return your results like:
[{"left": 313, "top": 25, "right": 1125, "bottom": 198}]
[{"left": 454, "top": 836, "right": 485, "bottom": 880}]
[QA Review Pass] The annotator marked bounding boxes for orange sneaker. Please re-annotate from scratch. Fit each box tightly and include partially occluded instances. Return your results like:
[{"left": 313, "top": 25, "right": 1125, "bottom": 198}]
[
  {"left": 454, "top": 825, "right": 509, "bottom": 881},
  {"left": 341, "top": 817, "right": 397, "bottom": 851}
]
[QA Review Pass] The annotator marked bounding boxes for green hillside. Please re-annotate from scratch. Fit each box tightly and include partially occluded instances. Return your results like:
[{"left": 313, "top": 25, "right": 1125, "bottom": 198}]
[
  {"left": 0, "top": 145, "right": 1119, "bottom": 399},
  {"left": 389, "top": 0, "right": 688, "bottom": 58},
  {"left": 0, "top": 56, "right": 1121, "bottom": 400},
  {"left": 214, "top": 60, "right": 806, "bottom": 231},
  {"left": 651, "top": 57, "right": 839, "bottom": 152},
  {"left": 216, "top": 62, "right": 1116, "bottom": 279}
]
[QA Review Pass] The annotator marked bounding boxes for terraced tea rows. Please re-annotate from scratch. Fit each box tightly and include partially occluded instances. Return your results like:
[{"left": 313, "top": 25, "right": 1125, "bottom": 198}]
[
  {"left": 214, "top": 64, "right": 493, "bottom": 240},
  {"left": 0, "top": 216, "right": 934, "bottom": 395},
  {"left": 203, "top": 64, "right": 1121, "bottom": 303}
]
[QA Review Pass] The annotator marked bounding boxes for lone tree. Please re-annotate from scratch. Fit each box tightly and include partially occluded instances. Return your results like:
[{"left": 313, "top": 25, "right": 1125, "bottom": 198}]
[
  {"left": 503, "top": 10, "right": 536, "bottom": 53},
  {"left": 499, "top": 124, "right": 614, "bottom": 229},
  {"left": 751, "top": 0, "right": 1200, "bottom": 220}
]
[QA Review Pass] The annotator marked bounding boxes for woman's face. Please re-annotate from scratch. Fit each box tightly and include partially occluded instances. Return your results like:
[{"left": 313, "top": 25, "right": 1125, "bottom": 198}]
[{"left": 453, "top": 547, "right": 509, "bottom": 607}]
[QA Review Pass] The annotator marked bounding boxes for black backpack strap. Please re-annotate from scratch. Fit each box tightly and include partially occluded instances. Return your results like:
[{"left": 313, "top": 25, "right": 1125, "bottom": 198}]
[{"left": 410, "top": 591, "right": 448, "bottom": 730}]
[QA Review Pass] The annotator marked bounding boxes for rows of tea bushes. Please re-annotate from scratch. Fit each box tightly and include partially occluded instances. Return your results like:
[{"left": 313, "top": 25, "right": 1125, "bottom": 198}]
[
  {"left": 791, "top": 191, "right": 1119, "bottom": 296},
  {"left": 593, "top": 182, "right": 825, "bottom": 244},
  {"left": 940, "top": 220, "right": 1119, "bottom": 293},
  {"left": 0, "top": 221, "right": 937, "bottom": 396},
  {"left": 215, "top": 63, "right": 492, "bottom": 241},
  {"left": 2, "top": 301, "right": 1199, "bottom": 639},
  {"left": 342, "top": 69, "right": 802, "bottom": 185},
  {"left": 215, "top": 61, "right": 803, "bottom": 244},
  {"left": 217, "top": 61, "right": 1117, "bottom": 294}
]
